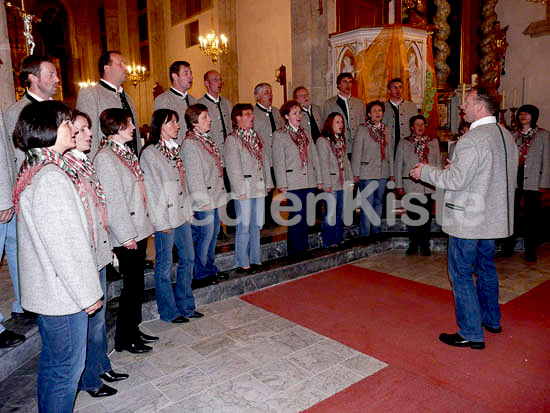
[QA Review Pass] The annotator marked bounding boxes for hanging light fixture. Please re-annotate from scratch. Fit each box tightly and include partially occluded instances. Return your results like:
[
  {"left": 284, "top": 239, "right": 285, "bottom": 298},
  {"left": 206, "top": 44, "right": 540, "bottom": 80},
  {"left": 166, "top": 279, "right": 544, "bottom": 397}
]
[
  {"left": 126, "top": 63, "right": 147, "bottom": 86},
  {"left": 199, "top": 30, "right": 229, "bottom": 63}
]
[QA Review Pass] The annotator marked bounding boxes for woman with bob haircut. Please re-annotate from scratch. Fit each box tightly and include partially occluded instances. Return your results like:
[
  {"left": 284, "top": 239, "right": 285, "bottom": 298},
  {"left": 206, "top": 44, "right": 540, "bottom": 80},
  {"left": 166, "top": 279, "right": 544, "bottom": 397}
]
[
  {"left": 352, "top": 100, "right": 393, "bottom": 238},
  {"left": 224, "top": 103, "right": 273, "bottom": 273},
  {"left": 395, "top": 114, "right": 440, "bottom": 256},
  {"left": 181, "top": 103, "right": 228, "bottom": 287},
  {"left": 499, "top": 104, "right": 550, "bottom": 261},
  {"left": 94, "top": 108, "right": 156, "bottom": 354},
  {"left": 140, "top": 108, "right": 203, "bottom": 322},
  {"left": 12, "top": 101, "right": 103, "bottom": 412},
  {"left": 64, "top": 109, "right": 128, "bottom": 398},
  {"left": 316, "top": 112, "right": 353, "bottom": 248},
  {"left": 272, "top": 99, "right": 322, "bottom": 258}
]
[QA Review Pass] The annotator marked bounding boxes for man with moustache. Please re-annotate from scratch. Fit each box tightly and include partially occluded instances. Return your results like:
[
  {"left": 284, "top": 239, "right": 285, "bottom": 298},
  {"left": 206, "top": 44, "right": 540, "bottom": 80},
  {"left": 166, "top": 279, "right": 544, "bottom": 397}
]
[{"left": 294, "top": 86, "right": 322, "bottom": 143}]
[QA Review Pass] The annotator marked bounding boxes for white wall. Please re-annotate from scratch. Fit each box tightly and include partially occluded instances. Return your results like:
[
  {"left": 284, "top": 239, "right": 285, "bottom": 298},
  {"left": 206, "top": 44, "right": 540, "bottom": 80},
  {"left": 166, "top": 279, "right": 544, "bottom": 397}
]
[
  {"left": 497, "top": 1, "right": 550, "bottom": 129},
  {"left": 236, "top": 0, "right": 292, "bottom": 107}
]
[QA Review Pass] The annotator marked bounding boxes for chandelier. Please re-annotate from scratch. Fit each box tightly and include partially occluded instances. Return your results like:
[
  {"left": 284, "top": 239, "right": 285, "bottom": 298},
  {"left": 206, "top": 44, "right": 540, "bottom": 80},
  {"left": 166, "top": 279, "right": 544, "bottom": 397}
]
[
  {"left": 199, "top": 30, "right": 229, "bottom": 63},
  {"left": 126, "top": 64, "right": 147, "bottom": 86},
  {"left": 78, "top": 80, "right": 97, "bottom": 88}
]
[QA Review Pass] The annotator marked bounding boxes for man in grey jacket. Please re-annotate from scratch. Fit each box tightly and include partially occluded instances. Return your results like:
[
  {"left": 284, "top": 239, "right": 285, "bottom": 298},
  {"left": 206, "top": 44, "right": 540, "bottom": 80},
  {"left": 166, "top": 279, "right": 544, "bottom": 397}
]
[{"left": 410, "top": 87, "right": 518, "bottom": 350}]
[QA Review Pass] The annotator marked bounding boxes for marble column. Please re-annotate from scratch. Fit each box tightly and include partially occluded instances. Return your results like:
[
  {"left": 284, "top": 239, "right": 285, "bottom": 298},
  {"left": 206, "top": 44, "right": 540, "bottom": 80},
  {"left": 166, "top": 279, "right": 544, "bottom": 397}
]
[
  {"left": 0, "top": 3, "right": 15, "bottom": 110},
  {"left": 291, "top": 0, "right": 328, "bottom": 104}
]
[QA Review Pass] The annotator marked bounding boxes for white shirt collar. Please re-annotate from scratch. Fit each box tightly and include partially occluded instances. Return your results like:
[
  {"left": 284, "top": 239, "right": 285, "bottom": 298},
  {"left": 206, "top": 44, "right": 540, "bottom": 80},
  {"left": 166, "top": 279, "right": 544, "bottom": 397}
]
[
  {"left": 170, "top": 87, "right": 187, "bottom": 99},
  {"left": 289, "top": 123, "right": 299, "bottom": 132},
  {"left": 206, "top": 92, "right": 219, "bottom": 103},
  {"left": 337, "top": 93, "right": 349, "bottom": 101},
  {"left": 27, "top": 90, "right": 48, "bottom": 102},
  {"left": 112, "top": 140, "right": 128, "bottom": 150},
  {"left": 101, "top": 79, "right": 123, "bottom": 93},
  {"left": 470, "top": 116, "right": 497, "bottom": 130},
  {"left": 257, "top": 103, "right": 271, "bottom": 112},
  {"left": 390, "top": 98, "right": 403, "bottom": 107},
  {"left": 163, "top": 138, "right": 178, "bottom": 150},
  {"left": 70, "top": 149, "right": 88, "bottom": 160}
]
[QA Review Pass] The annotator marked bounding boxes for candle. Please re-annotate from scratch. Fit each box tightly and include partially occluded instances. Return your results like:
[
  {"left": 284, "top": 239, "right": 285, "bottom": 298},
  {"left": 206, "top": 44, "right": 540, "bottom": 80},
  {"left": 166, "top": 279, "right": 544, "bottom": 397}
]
[
  {"left": 513, "top": 88, "right": 517, "bottom": 107},
  {"left": 501, "top": 89, "right": 506, "bottom": 110},
  {"left": 461, "top": 83, "right": 466, "bottom": 105}
]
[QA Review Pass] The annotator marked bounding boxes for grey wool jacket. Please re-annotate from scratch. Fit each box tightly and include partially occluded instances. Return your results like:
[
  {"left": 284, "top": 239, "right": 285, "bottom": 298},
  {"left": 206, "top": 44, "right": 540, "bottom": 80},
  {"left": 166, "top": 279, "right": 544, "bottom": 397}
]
[
  {"left": 17, "top": 165, "right": 103, "bottom": 315},
  {"left": 253, "top": 105, "right": 283, "bottom": 165},
  {"left": 322, "top": 96, "right": 366, "bottom": 152},
  {"left": 0, "top": 110, "right": 16, "bottom": 210},
  {"left": 197, "top": 94, "right": 232, "bottom": 155},
  {"left": 272, "top": 127, "right": 322, "bottom": 190},
  {"left": 316, "top": 135, "right": 353, "bottom": 191},
  {"left": 352, "top": 123, "right": 394, "bottom": 179},
  {"left": 395, "top": 137, "right": 441, "bottom": 194},
  {"left": 514, "top": 128, "right": 550, "bottom": 191},
  {"left": 93, "top": 146, "right": 153, "bottom": 247},
  {"left": 382, "top": 100, "right": 419, "bottom": 144},
  {"left": 4, "top": 95, "right": 32, "bottom": 171},
  {"left": 421, "top": 121, "right": 519, "bottom": 239},
  {"left": 181, "top": 137, "right": 228, "bottom": 211},
  {"left": 224, "top": 129, "right": 273, "bottom": 199},
  {"left": 140, "top": 144, "right": 194, "bottom": 231},
  {"left": 153, "top": 89, "right": 197, "bottom": 144},
  {"left": 77, "top": 83, "right": 142, "bottom": 157}
]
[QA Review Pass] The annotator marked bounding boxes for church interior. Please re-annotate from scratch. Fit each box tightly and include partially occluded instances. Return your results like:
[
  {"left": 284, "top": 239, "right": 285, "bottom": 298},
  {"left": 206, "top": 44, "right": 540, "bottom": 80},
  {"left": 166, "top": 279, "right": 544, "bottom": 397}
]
[{"left": 0, "top": 0, "right": 549, "bottom": 411}]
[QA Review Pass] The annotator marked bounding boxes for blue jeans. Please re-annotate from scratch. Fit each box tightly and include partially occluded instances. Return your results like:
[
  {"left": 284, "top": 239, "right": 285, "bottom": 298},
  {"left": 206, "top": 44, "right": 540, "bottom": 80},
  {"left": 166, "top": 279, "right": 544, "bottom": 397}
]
[
  {"left": 322, "top": 190, "right": 344, "bottom": 248},
  {"left": 192, "top": 208, "right": 221, "bottom": 279},
  {"left": 154, "top": 223, "right": 196, "bottom": 320},
  {"left": 448, "top": 237, "right": 501, "bottom": 342},
  {"left": 0, "top": 215, "right": 23, "bottom": 313},
  {"left": 359, "top": 179, "right": 386, "bottom": 237},
  {"left": 0, "top": 312, "right": 5, "bottom": 334},
  {"left": 79, "top": 267, "right": 112, "bottom": 391},
  {"left": 234, "top": 197, "right": 264, "bottom": 268},
  {"left": 37, "top": 311, "right": 88, "bottom": 413},
  {"left": 286, "top": 188, "right": 313, "bottom": 256}
]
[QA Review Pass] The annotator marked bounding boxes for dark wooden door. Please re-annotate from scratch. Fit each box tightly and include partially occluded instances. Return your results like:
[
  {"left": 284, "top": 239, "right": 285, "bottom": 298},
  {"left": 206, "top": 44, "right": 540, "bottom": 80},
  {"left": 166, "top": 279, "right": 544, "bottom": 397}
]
[{"left": 337, "top": 0, "right": 387, "bottom": 32}]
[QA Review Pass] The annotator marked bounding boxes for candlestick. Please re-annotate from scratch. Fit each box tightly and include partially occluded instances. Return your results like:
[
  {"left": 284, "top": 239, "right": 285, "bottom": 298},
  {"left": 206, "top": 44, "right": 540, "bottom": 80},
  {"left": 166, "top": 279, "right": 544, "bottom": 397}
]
[
  {"left": 461, "top": 84, "right": 466, "bottom": 105},
  {"left": 501, "top": 89, "right": 506, "bottom": 110}
]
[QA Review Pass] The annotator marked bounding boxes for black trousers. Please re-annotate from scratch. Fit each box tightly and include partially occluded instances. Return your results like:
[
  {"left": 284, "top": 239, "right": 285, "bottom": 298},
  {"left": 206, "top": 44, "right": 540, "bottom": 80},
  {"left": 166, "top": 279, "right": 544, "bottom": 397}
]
[
  {"left": 502, "top": 189, "right": 542, "bottom": 254},
  {"left": 405, "top": 194, "right": 433, "bottom": 249},
  {"left": 113, "top": 238, "right": 148, "bottom": 346}
]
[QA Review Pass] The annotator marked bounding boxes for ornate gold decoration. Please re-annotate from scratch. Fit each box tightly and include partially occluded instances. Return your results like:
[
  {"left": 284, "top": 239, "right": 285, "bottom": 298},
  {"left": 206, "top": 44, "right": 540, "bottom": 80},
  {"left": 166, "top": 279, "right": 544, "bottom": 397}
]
[
  {"left": 479, "top": 0, "right": 508, "bottom": 90},
  {"left": 126, "top": 64, "right": 146, "bottom": 86},
  {"left": 433, "top": 0, "right": 451, "bottom": 88},
  {"left": 199, "top": 30, "right": 228, "bottom": 63}
]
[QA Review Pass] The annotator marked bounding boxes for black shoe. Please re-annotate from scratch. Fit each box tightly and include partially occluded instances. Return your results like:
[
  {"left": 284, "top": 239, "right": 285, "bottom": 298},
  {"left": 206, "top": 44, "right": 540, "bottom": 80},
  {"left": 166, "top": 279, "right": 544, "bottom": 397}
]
[
  {"left": 171, "top": 316, "right": 189, "bottom": 324},
  {"left": 144, "top": 260, "right": 154, "bottom": 269},
  {"left": 10, "top": 311, "right": 37, "bottom": 321},
  {"left": 525, "top": 252, "right": 537, "bottom": 262},
  {"left": 188, "top": 311, "right": 204, "bottom": 319},
  {"left": 420, "top": 246, "right": 432, "bottom": 256},
  {"left": 192, "top": 276, "right": 218, "bottom": 289},
  {"left": 100, "top": 370, "right": 129, "bottom": 382},
  {"left": 439, "top": 332, "right": 485, "bottom": 349},
  {"left": 138, "top": 331, "right": 159, "bottom": 343},
  {"left": 217, "top": 271, "right": 230, "bottom": 280},
  {"left": 217, "top": 231, "right": 229, "bottom": 241},
  {"left": 250, "top": 264, "right": 263, "bottom": 272},
  {"left": 115, "top": 341, "right": 152, "bottom": 354},
  {"left": 234, "top": 267, "right": 251, "bottom": 274},
  {"left": 406, "top": 246, "right": 418, "bottom": 256},
  {"left": 0, "top": 329, "right": 25, "bottom": 348},
  {"left": 482, "top": 323, "right": 502, "bottom": 334},
  {"left": 87, "top": 384, "right": 118, "bottom": 397},
  {"left": 496, "top": 249, "right": 514, "bottom": 258}
]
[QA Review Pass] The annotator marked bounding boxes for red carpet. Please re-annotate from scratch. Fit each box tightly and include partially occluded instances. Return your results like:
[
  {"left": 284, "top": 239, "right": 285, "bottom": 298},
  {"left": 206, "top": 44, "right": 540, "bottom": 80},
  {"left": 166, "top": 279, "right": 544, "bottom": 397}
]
[{"left": 242, "top": 265, "right": 550, "bottom": 412}]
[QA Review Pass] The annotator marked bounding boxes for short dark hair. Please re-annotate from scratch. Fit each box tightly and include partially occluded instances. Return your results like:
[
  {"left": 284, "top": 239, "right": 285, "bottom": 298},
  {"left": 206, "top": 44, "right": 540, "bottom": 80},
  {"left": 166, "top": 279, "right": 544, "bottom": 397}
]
[
  {"left": 292, "top": 86, "right": 307, "bottom": 99},
  {"left": 387, "top": 78, "right": 403, "bottom": 89},
  {"left": 517, "top": 104, "right": 539, "bottom": 128},
  {"left": 20, "top": 55, "right": 54, "bottom": 87},
  {"left": 13, "top": 101, "right": 72, "bottom": 151},
  {"left": 279, "top": 100, "right": 301, "bottom": 122},
  {"left": 366, "top": 100, "right": 385, "bottom": 117},
  {"left": 98, "top": 51, "right": 122, "bottom": 77},
  {"left": 231, "top": 103, "right": 254, "bottom": 129},
  {"left": 100, "top": 108, "right": 131, "bottom": 137},
  {"left": 336, "top": 72, "right": 353, "bottom": 86},
  {"left": 185, "top": 103, "right": 208, "bottom": 130},
  {"left": 472, "top": 86, "right": 499, "bottom": 114},
  {"left": 169, "top": 61, "right": 190, "bottom": 83},
  {"left": 409, "top": 114, "right": 426, "bottom": 129},
  {"left": 142, "top": 109, "right": 179, "bottom": 153},
  {"left": 320, "top": 112, "right": 345, "bottom": 139},
  {"left": 72, "top": 109, "right": 92, "bottom": 129}
]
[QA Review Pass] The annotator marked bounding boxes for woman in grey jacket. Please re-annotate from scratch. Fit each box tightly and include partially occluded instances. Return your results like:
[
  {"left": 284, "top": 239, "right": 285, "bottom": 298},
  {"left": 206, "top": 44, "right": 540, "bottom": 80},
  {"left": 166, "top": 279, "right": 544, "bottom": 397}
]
[
  {"left": 94, "top": 108, "right": 156, "bottom": 354},
  {"left": 141, "top": 109, "right": 203, "bottom": 323},
  {"left": 13, "top": 101, "right": 103, "bottom": 412}
]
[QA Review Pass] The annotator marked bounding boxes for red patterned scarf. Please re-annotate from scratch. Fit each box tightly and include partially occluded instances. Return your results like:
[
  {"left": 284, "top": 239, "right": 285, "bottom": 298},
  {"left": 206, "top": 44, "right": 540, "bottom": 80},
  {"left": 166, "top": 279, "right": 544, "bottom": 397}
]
[
  {"left": 156, "top": 139, "right": 187, "bottom": 191},
  {"left": 405, "top": 134, "right": 431, "bottom": 164},
  {"left": 184, "top": 129, "right": 223, "bottom": 177},
  {"left": 235, "top": 128, "right": 264, "bottom": 168},
  {"left": 13, "top": 147, "right": 95, "bottom": 244},
  {"left": 98, "top": 138, "right": 147, "bottom": 209},
  {"left": 287, "top": 125, "right": 310, "bottom": 168},
  {"left": 366, "top": 120, "right": 387, "bottom": 161},
  {"left": 326, "top": 133, "right": 347, "bottom": 185},
  {"left": 64, "top": 150, "right": 109, "bottom": 235},
  {"left": 517, "top": 128, "right": 536, "bottom": 167}
]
